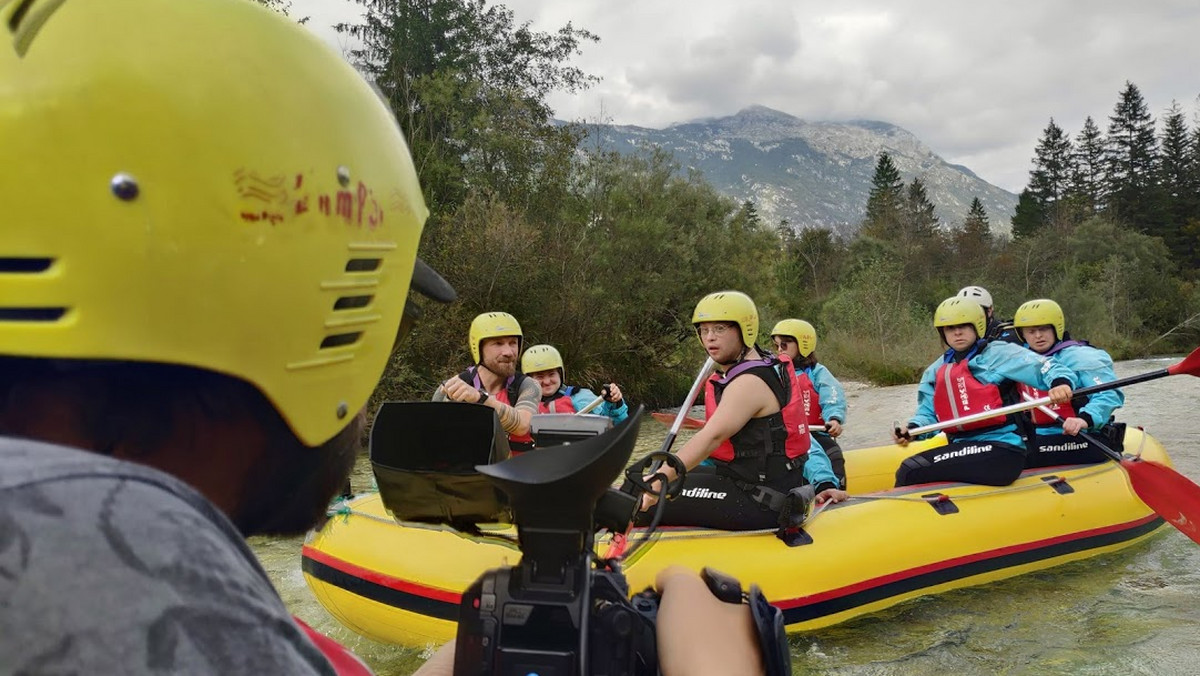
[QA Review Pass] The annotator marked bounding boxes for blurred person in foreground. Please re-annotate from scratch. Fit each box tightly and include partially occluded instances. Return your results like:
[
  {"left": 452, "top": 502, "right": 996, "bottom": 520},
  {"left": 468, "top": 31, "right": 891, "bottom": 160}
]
[{"left": 0, "top": 1, "right": 769, "bottom": 674}]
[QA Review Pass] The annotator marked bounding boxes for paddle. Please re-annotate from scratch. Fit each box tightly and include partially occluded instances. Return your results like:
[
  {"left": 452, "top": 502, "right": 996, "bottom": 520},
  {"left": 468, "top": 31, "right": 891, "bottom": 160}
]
[
  {"left": 655, "top": 357, "right": 717, "bottom": 461},
  {"left": 1027, "top": 396, "right": 1200, "bottom": 545},
  {"left": 908, "top": 346, "right": 1200, "bottom": 437},
  {"left": 604, "top": 357, "right": 715, "bottom": 558},
  {"left": 577, "top": 395, "right": 605, "bottom": 415}
]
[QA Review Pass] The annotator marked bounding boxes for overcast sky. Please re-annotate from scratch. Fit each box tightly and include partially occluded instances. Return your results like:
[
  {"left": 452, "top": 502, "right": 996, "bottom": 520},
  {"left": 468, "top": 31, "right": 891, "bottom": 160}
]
[{"left": 291, "top": 0, "right": 1200, "bottom": 193}]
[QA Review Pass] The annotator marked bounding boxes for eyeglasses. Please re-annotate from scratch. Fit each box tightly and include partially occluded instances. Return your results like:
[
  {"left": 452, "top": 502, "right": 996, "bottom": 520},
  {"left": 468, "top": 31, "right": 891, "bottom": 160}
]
[{"left": 697, "top": 323, "right": 735, "bottom": 337}]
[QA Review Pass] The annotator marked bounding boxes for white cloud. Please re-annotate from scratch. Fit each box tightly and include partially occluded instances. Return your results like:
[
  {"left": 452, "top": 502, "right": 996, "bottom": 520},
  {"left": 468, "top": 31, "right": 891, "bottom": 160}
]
[{"left": 290, "top": 0, "right": 1200, "bottom": 192}]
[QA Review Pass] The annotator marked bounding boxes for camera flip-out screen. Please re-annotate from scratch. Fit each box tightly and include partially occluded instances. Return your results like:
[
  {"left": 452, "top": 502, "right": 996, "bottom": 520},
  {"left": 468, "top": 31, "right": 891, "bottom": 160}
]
[{"left": 370, "top": 401, "right": 511, "bottom": 526}]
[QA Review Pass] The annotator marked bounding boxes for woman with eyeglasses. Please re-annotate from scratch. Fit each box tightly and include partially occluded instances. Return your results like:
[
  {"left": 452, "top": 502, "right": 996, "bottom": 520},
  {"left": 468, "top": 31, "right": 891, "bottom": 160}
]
[
  {"left": 769, "top": 320, "right": 848, "bottom": 489},
  {"left": 639, "top": 291, "right": 848, "bottom": 531}
]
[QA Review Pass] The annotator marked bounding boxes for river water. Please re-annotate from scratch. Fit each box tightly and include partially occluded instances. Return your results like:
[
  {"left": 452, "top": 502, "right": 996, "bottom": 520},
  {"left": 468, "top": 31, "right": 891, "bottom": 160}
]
[{"left": 252, "top": 357, "right": 1200, "bottom": 675}]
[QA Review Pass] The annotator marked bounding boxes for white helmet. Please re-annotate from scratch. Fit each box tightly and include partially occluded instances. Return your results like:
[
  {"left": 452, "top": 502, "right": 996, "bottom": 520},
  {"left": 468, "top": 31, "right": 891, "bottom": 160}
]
[{"left": 957, "top": 285, "right": 993, "bottom": 309}]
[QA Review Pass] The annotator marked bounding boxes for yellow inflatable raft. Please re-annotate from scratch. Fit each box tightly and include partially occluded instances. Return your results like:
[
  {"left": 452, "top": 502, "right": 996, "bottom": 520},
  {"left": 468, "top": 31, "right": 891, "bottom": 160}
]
[{"left": 302, "top": 428, "right": 1169, "bottom": 646}]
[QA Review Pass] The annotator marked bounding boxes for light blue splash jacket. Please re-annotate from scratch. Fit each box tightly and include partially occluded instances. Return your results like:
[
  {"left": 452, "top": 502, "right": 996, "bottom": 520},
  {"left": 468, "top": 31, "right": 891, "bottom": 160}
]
[
  {"left": 560, "top": 386, "right": 629, "bottom": 424},
  {"left": 907, "top": 341, "right": 1078, "bottom": 447},
  {"left": 803, "top": 363, "right": 847, "bottom": 424},
  {"left": 1027, "top": 341, "right": 1122, "bottom": 436}
]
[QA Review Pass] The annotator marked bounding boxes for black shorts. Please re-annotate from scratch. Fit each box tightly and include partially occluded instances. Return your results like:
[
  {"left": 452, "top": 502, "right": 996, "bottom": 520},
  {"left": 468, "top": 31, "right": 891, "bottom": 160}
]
[
  {"left": 638, "top": 463, "right": 803, "bottom": 531},
  {"left": 895, "top": 438, "right": 1027, "bottom": 487},
  {"left": 1024, "top": 432, "right": 1111, "bottom": 468}
]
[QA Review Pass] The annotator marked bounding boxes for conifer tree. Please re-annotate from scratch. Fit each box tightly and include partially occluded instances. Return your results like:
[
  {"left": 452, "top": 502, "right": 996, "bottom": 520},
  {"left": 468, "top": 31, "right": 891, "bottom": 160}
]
[
  {"left": 1070, "top": 116, "right": 1106, "bottom": 214},
  {"left": 1029, "top": 118, "right": 1074, "bottom": 206},
  {"left": 1011, "top": 189, "right": 1045, "bottom": 240},
  {"left": 1158, "top": 101, "right": 1195, "bottom": 263},
  {"left": 862, "top": 152, "right": 905, "bottom": 239},
  {"left": 900, "top": 178, "right": 946, "bottom": 281},
  {"left": 903, "top": 178, "right": 939, "bottom": 237},
  {"left": 740, "top": 199, "right": 762, "bottom": 227},
  {"left": 1105, "top": 81, "right": 1160, "bottom": 230},
  {"left": 954, "top": 197, "right": 993, "bottom": 268}
]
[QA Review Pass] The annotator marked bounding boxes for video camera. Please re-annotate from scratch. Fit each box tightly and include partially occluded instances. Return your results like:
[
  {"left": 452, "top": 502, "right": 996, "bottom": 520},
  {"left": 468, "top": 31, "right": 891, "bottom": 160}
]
[{"left": 370, "top": 402, "right": 669, "bottom": 675}]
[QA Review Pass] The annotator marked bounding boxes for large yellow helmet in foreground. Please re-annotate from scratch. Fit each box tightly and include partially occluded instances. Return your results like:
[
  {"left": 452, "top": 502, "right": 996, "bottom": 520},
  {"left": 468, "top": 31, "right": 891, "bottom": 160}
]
[{"left": 0, "top": 0, "right": 428, "bottom": 446}]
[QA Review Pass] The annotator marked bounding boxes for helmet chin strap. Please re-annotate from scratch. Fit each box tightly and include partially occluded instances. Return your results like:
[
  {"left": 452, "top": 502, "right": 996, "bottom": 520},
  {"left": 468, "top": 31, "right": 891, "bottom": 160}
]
[{"left": 718, "top": 345, "right": 751, "bottom": 368}]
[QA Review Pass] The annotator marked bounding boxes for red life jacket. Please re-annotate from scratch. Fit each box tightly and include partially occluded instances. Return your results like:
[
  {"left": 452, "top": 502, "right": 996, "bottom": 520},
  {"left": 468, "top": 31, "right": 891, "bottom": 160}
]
[
  {"left": 932, "top": 357, "right": 1006, "bottom": 433},
  {"left": 797, "top": 370, "right": 825, "bottom": 426},
  {"left": 538, "top": 386, "right": 579, "bottom": 414},
  {"left": 295, "top": 617, "right": 373, "bottom": 675},
  {"left": 703, "top": 353, "right": 811, "bottom": 463},
  {"left": 1016, "top": 339, "right": 1089, "bottom": 425},
  {"left": 1016, "top": 382, "right": 1077, "bottom": 424},
  {"left": 458, "top": 368, "right": 534, "bottom": 453}
]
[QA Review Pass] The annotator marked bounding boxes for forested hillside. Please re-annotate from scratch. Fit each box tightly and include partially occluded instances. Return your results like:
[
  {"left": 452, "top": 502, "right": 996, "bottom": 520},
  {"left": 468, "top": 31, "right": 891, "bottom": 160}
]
[{"left": 263, "top": 0, "right": 1200, "bottom": 407}]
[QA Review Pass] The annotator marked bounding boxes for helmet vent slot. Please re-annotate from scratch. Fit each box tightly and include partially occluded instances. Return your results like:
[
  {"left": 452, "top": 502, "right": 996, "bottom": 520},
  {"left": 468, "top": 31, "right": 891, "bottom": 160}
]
[
  {"left": 0, "top": 257, "right": 52, "bottom": 273},
  {"left": 345, "top": 258, "right": 382, "bottom": 272},
  {"left": 7, "top": 0, "right": 36, "bottom": 32},
  {"left": 320, "top": 331, "right": 362, "bottom": 349},
  {"left": 0, "top": 307, "right": 65, "bottom": 321},
  {"left": 5, "top": 0, "right": 67, "bottom": 57},
  {"left": 334, "top": 295, "right": 373, "bottom": 310}
]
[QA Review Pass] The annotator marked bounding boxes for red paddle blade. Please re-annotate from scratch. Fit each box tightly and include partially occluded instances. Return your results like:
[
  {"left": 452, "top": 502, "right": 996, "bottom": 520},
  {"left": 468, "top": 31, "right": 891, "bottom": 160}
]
[
  {"left": 1167, "top": 345, "right": 1200, "bottom": 377},
  {"left": 651, "top": 411, "right": 705, "bottom": 430},
  {"left": 1122, "top": 458, "right": 1200, "bottom": 544}
]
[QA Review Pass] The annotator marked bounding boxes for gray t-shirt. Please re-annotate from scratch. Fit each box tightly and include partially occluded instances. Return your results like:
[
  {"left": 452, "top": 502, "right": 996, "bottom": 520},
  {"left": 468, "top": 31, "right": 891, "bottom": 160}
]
[{"left": 0, "top": 438, "right": 336, "bottom": 674}]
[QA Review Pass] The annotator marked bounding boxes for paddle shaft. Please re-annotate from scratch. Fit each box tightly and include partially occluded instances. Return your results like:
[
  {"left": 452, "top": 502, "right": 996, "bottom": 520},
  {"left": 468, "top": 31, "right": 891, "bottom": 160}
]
[
  {"left": 576, "top": 395, "right": 605, "bottom": 415},
  {"left": 909, "top": 363, "right": 1177, "bottom": 437},
  {"left": 658, "top": 358, "right": 716, "bottom": 456},
  {"left": 605, "top": 358, "right": 715, "bottom": 559}
]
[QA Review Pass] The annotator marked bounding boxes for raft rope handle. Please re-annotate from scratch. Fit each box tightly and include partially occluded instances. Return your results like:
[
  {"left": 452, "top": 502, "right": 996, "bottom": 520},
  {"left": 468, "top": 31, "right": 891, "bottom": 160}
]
[{"left": 1133, "top": 426, "right": 1147, "bottom": 459}]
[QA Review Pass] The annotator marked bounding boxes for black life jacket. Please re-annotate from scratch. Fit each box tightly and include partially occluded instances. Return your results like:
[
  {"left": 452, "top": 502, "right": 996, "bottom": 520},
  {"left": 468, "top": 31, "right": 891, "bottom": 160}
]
[{"left": 457, "top": 368, "right": 534, "bottom": 452}]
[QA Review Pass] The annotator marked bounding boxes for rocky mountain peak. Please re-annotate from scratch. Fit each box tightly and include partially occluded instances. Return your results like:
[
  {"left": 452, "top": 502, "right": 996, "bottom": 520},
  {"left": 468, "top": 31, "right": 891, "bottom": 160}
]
[{"left": 589, "top": 105, "right": 1017, "bottom": 236}]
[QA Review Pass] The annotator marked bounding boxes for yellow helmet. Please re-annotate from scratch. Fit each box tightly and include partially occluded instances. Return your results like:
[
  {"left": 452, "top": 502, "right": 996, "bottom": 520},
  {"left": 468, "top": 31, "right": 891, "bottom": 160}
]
[
  {"left": 521, "top": 344, "right": 564, "bottom": 379},
  {"left": 693, "top": 291, "right": 758, "bottom": 347},
  {"left": 0, "top": 0, "right": 427, "bottom": 447},
  {"left": 769, "top": 319, "right": 817, "bottom": 357},
  {"left": 469, "top": 312, "right": 523, "bottom": 364},
  {"left": 1013, "top": 299, "right": 1065, "bottom": 342},
  {"left": 933, "top": 297, "right": 986, "bottom": 339}
]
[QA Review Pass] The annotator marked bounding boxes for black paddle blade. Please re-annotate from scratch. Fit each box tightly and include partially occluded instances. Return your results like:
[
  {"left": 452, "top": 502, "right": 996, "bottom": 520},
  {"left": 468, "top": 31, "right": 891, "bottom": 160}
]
[{"left": 1122, "top": 457, "right": 1200, "bottom": 545}]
